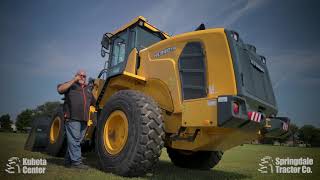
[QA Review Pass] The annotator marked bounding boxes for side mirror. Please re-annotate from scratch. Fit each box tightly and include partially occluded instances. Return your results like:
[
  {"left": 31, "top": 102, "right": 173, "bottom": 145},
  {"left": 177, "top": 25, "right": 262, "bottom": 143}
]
[
  {"left": 101, "top": 33, "right": 113, "bottom": 57},
  {"left": 101, "top": 33, "right": 111, "bottom": 50}
]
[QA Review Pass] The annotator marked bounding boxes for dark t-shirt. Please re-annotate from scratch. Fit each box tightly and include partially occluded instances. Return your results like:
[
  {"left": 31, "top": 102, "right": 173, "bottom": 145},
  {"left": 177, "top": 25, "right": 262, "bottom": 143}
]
[{"left": 57, "top": 82, "right": 95, "bottom": 121}]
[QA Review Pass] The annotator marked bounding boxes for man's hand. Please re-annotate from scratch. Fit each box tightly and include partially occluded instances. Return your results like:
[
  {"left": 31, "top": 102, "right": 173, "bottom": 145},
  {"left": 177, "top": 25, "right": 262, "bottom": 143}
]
[
  {"left": 73, "top": 75, "right": 81, "bottom": 83},
  {"left": 57, "top": 77, "right": 77, "bottom": 94}
]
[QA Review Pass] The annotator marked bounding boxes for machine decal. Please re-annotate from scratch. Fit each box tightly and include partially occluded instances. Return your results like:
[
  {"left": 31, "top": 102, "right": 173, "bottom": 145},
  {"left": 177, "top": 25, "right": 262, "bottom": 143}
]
[{"left": 154, "top": 47, "right": 176, "bottom": 58}]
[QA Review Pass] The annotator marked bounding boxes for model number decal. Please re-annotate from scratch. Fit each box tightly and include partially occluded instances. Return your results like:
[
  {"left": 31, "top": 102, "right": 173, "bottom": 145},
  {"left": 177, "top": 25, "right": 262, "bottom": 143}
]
[{"left": 154, "top": 47, "right": 176, "bottom": 58}]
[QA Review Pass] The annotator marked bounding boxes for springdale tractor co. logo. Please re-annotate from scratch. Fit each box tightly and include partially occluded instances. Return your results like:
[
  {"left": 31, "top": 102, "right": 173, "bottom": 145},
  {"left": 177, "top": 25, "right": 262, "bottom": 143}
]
[
  {"left": 258, "top": 156, "right": 313, "bottom": 174},
  {"left": 5, "top": 157, "right": 47, "bottom": 174}
]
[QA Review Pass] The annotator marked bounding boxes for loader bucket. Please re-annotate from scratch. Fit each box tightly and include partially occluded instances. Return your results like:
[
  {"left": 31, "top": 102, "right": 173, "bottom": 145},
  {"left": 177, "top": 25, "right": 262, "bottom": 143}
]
[{"left": 24, "top": 116, "right": 51, "bottom": 152}]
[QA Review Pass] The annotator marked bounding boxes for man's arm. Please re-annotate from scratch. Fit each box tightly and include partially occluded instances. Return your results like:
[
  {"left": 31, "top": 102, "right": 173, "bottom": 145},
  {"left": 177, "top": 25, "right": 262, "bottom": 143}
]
[{"left": 57, "top": 76, "right": 80, "bottom": 94}]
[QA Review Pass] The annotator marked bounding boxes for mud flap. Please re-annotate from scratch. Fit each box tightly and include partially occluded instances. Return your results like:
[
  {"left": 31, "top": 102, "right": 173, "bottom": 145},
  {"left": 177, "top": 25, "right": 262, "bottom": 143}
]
[{"left": 24, "top": 116, "right": 51, "bottom": 152}]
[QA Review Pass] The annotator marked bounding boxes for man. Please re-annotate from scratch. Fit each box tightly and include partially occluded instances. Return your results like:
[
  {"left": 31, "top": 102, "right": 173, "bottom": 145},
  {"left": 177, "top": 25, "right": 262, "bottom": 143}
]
[{"left": 57, "top": 69, "right": 95, "bottom": 169}]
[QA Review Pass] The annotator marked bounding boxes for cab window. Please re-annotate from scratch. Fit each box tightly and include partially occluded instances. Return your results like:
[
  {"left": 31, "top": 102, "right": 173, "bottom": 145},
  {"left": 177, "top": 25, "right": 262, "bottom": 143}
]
[{"left": 109, "top": 31, "right": 128, "bottom": 75}]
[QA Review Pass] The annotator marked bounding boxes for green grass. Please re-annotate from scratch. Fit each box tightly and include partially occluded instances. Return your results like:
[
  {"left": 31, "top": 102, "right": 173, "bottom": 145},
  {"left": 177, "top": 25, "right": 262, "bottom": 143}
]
[{"left": 0, "top": 132, "right": 319, "bottom": 180}]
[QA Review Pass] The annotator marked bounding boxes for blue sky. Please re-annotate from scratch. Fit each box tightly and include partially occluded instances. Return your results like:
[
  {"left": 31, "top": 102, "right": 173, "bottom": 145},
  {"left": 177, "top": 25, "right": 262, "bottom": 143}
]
[{"left": 0, "top": 0, "right": 319, "bottom": 127}]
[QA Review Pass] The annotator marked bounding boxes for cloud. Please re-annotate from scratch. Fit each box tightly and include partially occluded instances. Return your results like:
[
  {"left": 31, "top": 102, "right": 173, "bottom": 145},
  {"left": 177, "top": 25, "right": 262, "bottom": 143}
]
[
  {"left": 266, "top": 50, "right": 320, "bottom": 126},
  {"left": 143, "top": 0, "right": 181, "bottom": 33},
  {"left": 268, "top": 50, "right": 320, "bottom": 89},
  {"left": 1, "top": 40, "right": 104, "bottom": 80},
  {"left": 222, "top": 0, "right": 265, "bottom": 26},
  {"left": 143, "top": 0, "right": 265, "bottom": 35}
]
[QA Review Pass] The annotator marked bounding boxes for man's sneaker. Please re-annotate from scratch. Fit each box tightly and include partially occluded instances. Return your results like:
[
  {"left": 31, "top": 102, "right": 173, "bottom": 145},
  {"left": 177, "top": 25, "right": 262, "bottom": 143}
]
[{"left": 70, "top": 163, "right": 89, "bottom": 170}]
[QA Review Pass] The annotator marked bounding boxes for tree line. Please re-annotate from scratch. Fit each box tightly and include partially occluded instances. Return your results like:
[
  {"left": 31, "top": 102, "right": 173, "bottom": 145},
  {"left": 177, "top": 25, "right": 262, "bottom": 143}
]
[
  {"left": 0, "top": 101, "right": 61, "bottom": 132},
  {"left": 258, "top": 123, "right": 320, "bottom": 147},
  {"left": 0, "top": 101, "right": 319, "bottom": 147}
]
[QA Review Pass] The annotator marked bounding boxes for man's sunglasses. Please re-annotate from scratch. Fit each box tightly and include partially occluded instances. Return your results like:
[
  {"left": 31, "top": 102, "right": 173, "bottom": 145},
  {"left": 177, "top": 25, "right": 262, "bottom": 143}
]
[{"left": 79, "top": 74, "right": 87, "bottom": 78}]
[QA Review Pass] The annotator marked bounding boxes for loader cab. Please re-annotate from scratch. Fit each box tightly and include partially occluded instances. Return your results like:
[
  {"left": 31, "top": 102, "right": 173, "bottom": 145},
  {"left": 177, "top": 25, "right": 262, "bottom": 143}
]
[
  {"left": 100, "top": 16, "right": 169, "bottom": 78},
  {"left": 102, "top": 30, "right": 129, "bottom": 76}
]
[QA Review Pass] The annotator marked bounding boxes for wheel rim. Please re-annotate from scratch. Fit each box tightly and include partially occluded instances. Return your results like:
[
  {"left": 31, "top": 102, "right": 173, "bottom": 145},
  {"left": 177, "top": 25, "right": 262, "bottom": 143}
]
[
  {"left": 103, "top": 110, "right": 129, "bottom": 155},
  {"left": 50, "top": 116, "right": 61, "bottom": 144}
]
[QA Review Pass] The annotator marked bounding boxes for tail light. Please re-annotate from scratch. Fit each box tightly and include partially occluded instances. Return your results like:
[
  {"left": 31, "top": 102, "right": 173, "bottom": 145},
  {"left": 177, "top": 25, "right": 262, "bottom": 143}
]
[{"left": 233, "top": 102, "right": 239, "bottom": 114}]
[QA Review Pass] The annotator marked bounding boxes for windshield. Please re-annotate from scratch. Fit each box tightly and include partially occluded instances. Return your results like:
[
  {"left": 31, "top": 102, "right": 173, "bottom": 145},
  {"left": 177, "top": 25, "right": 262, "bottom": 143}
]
[
  {"left": 103, "top": 25, "right": 164, "bottom": 77},
  {"left": 135, "top": 26, "right": 163, "bottom": 50}
]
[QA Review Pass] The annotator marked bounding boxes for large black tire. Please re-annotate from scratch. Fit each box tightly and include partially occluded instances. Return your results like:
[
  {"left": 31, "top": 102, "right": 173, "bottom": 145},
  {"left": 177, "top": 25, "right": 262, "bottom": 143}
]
[
  {"left": 96, "top": 90, "right": 165, "bottom": 177},
  {"left": 167, "top": 147, "right": 223, "bottom": 170},
  {"left": 46, "top": 109, "right": 67, "bottom": 157}
]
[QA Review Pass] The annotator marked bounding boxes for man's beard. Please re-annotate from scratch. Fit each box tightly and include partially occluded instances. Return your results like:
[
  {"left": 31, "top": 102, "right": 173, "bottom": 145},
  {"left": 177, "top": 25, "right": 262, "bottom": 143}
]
[{"left": 78, "top": 80, "right": 85, "bottom": 85}]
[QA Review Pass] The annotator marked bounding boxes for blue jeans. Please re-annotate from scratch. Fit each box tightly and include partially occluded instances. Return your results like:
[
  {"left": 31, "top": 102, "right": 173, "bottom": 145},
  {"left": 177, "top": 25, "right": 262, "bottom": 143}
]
[{"left": 64, "top": 120, "right": 87, "bottom": 165}]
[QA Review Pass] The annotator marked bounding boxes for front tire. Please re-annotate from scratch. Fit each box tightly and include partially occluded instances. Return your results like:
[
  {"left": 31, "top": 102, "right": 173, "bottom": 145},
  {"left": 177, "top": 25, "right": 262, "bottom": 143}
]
[
  {"left": 96, "top": 90, "right": 165, "bottom": 177},
  {"left": 167, "top": 147, "right": 223, "bottom": 170}
]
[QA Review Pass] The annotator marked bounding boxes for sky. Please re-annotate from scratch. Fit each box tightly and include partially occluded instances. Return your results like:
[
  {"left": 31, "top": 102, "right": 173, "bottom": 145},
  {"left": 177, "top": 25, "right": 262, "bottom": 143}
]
[{"left": 0, "top": 0, "right": 319, "bottom": 127}]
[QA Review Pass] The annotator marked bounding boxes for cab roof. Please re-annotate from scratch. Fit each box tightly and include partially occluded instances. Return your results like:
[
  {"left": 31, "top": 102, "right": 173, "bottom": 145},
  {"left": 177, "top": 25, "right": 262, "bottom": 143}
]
[{"left": 110, "top": 16, "right": 170, "bottom": 39}]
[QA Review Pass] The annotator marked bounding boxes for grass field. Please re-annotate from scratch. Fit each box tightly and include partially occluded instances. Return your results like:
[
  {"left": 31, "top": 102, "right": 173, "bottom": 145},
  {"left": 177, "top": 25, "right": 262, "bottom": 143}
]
[{"left": 0, "top": 132, "right": 319, "bottom": 180}]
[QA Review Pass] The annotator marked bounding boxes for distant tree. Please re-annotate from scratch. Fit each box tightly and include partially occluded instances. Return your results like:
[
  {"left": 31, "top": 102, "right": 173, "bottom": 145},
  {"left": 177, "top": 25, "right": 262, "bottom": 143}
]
[
  {"left": 311, "top": 128, "right": 320, "bottom": 147},
  {"left": 16, "top": 109, "right": 34, "bottom": 132},
  {"left": 278, "top": 133, "right": 291, "bottom": 144},
  {"left": 298, "top": 125, "right": 318, "bottom": 146},
  {"left": 0, "top": 114, "right": 13, "bottom": 131},
  {"left": 15, "top": 101, "right": 61, "bottom": 132},
  {"left": 289, "top": 123, "right": 299, "bottom": 144},
  {"left": 34, "top": 101, "right": 61, "bottom": 118}
]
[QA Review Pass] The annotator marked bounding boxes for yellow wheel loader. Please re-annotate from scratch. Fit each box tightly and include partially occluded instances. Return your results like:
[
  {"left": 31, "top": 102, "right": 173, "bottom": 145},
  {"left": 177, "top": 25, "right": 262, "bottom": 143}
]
[{"left": 25, "top": 16, "right": 290, "bottom": 177}]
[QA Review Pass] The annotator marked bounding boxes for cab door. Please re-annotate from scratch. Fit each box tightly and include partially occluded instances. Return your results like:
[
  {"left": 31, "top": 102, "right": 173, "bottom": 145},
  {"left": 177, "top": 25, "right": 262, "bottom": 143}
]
[{"left": 107, "top": 30, "right": 129, "bottom": 77}]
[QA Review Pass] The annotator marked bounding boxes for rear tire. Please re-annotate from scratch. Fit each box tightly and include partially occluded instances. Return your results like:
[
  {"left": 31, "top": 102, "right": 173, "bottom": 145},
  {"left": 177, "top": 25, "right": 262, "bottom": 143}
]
[
  {"left": 167, "top": 147, "right": 223, "bottom": 170},
  {"left": 96, "top": 90, "right": 165, "bottom": 177},
  {"left": 46, "top": 109, "right": 66, "bottom": 157}
]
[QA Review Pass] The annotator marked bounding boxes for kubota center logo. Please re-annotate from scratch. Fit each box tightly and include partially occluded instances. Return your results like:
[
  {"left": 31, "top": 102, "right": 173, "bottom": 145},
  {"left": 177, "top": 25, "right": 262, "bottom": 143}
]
[
  {"left": 5, "top": 157, "right": 47, "bottom": 174},
  {"left": 5, "top": 157, "right": 21, "bottom": 174},
  {"left": 258, "top": 156, "right": 313, "bottom": 174}
]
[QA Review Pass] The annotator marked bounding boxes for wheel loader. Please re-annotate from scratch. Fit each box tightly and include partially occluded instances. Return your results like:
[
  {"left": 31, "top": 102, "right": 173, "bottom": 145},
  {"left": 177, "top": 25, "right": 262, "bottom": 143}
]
[{"left": 25, "top": 16, "right": 290, "bottom": 177}]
